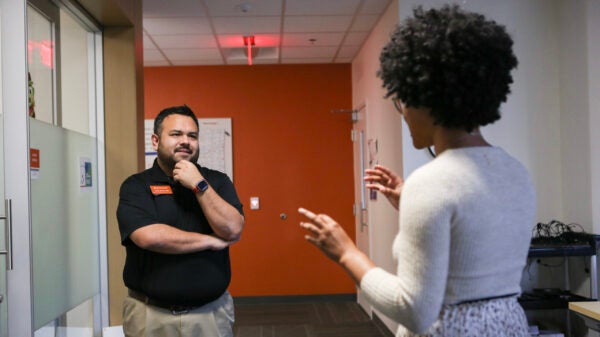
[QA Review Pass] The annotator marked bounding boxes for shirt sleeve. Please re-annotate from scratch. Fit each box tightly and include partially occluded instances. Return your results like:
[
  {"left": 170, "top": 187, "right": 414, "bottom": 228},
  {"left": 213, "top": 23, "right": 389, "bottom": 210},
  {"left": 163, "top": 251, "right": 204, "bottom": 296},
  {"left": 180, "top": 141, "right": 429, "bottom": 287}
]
[
  {"left": 116, "top": 175, "right": 159, "bottom": 245},
  {"left": 359, "top": 172, "right": 452, "bottom": 334},
  {"left": 205, "top": 169, "right": 244, "bottom": 216}
]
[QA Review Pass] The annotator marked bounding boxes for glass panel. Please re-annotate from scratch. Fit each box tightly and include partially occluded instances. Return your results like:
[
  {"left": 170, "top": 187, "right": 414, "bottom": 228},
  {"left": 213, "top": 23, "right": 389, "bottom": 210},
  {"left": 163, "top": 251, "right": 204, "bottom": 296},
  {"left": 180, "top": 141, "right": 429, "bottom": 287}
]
[
  {"left": 28, "top": 1, "right": 103, "bottom": 334},
  {"left": 27, "top": 5, "right": 54, "bottom": 124},
  {"left": 0, "top": 113, "right": 7, "bottom": 337},
  {"left": 30, "top": 118, "right": 99, "bottom": 331},
  {"left": 35, "top": 299, "right": 95, "bottom": 337},
  {"left": 0, "top": 12, "right": 7, "bottom": 335},
  {"left": 59, "top": 9, "right": 89, "bottom": 134}
]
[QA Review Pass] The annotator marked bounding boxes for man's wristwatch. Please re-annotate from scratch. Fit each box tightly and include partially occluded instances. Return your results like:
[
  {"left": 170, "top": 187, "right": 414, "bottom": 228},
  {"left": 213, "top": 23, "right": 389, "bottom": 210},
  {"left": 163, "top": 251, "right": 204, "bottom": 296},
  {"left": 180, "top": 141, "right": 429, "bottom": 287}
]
[{"left": 192, "top": 179, "right": 209, "bottom": 194}]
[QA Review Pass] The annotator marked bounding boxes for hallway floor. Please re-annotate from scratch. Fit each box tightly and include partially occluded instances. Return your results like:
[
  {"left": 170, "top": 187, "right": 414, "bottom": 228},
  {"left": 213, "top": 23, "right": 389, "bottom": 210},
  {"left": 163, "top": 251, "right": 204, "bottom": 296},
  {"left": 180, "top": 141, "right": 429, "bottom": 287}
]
[{"left": 233, "top": 300, "right": 393, "bottom": 337}]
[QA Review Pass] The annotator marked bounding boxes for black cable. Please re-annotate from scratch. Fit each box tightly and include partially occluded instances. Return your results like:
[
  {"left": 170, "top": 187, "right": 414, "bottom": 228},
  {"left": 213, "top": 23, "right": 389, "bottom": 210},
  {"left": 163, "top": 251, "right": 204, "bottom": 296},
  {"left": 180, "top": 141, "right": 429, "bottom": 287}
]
[{"left": 531, "top": 220, "right": 588, "bottom": 245}]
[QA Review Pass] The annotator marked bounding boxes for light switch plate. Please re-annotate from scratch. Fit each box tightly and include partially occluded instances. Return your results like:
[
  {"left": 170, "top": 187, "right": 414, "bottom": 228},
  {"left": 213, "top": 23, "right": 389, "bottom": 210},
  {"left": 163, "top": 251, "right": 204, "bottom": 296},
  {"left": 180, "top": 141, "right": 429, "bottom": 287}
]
[{"left": 250, "top": 197, "right": 260, "bottom": 210}]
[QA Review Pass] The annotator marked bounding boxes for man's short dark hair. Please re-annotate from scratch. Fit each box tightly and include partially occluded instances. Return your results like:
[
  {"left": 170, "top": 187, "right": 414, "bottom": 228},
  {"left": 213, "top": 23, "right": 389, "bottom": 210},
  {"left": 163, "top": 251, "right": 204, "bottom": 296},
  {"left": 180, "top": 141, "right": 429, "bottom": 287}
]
[
  {"left": 153, "top": 105, "right": 199, "bottom": 135},
  {"left": 378, "top": 5, "right": 518, "bottom": 131}
]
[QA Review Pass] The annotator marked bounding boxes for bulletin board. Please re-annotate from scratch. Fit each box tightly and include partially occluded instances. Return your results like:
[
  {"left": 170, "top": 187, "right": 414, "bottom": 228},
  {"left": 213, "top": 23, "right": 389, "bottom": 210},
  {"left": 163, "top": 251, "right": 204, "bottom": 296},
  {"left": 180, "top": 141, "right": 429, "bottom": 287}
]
[{"left": 144, "top": 118, "right": 233, "bottom": 180}]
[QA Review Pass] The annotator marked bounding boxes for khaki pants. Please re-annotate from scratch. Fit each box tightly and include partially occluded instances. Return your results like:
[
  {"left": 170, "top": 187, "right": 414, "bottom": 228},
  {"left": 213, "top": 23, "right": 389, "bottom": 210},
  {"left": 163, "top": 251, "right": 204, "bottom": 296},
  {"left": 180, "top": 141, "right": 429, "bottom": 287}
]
[{"left": 123, "top": 291, "right": 234, "bottom": 337}]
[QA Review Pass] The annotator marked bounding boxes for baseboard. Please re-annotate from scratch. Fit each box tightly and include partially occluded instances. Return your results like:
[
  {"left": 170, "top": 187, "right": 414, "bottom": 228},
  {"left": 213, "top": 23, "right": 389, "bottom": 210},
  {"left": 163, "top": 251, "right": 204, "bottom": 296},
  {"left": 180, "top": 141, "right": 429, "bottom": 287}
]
[
  {"left": 233, "top": 293, "right": 357, "bottom": 305},
  {"left": 372, "top": 312, "right": 395, "bottom": 337}
]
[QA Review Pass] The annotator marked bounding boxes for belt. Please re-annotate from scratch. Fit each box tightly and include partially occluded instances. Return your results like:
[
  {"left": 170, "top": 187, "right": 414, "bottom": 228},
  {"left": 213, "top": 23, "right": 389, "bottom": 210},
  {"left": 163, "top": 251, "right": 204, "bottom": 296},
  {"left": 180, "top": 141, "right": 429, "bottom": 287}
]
[
  {"left": 456, "top": 293, "right": 518, "bottom": 305},
  {"left": 128, "top": 289, "right": 200, "bottom": 315}
]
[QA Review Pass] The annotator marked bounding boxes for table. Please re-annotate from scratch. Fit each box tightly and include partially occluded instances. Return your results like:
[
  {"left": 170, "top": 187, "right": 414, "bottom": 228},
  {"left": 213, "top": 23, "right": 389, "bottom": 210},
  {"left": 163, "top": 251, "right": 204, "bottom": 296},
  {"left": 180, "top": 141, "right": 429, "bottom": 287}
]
[{"left": 569, "top": 301, "right": 600, "bottom": 332}]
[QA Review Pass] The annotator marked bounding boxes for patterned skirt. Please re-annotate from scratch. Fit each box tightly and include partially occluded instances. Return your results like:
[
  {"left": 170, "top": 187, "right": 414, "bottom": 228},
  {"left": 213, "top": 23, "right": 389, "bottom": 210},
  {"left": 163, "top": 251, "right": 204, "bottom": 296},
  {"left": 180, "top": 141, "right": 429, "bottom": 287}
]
[{"left": 396, "top": 296, "right": 529, "bottom": 337}]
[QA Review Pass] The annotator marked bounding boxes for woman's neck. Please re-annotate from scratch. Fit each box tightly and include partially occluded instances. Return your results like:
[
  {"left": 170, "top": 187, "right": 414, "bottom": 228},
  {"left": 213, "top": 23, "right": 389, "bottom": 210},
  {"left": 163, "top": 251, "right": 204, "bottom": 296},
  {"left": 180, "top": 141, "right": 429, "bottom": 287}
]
[{"left": 433, "top": 127, "right": 490, "bottom": 155}]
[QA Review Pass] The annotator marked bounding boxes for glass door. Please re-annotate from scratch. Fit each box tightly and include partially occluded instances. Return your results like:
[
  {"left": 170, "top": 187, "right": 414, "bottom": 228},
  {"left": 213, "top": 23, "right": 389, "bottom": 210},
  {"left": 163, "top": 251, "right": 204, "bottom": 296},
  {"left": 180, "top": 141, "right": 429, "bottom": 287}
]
[
  {"left": 1, "top": 1, "right": 33, "bottom": 335},
  {"left": 27, "top": 1, "right": 104, "bottom": 336},
  {"left": 0, "top": 7, "right": 11, "bottom": 336},
  {"left": 0, "top": 74, "right": 8, "bottom": 337}
]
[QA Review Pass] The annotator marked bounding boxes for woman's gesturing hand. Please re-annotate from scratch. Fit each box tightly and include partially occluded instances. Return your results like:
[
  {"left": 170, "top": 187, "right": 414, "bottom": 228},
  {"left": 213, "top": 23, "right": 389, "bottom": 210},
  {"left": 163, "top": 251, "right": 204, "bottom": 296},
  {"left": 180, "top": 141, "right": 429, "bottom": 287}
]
[
  {"left": 298, "top": 208, "right": 357, "bottom": 263},
  {"left": 364, "top": 164, "right": 403, "bottom": 210},
  {"left": 298, "top": 207, "right": 375, "bottom": 284}
]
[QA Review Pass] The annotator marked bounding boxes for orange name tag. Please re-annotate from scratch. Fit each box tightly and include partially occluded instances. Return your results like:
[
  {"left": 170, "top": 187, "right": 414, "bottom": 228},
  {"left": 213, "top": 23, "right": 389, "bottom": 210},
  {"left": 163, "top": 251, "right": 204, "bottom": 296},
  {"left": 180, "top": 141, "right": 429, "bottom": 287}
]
[{"left": 150, "top": 185, "right": 173, "bottom": 195}]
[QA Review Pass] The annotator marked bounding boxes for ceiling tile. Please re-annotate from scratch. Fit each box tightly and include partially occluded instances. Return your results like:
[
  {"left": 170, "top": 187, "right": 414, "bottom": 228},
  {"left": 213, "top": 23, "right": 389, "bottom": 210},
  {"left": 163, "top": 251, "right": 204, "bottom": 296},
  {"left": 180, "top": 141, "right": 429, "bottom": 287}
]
[
  {"left": 343, "top": 31, "right": 369, "bottom": 46},
  {"left": 282, "top": 32, "right": 344, "bottom": 46},
  {"left": 281, "top": 46, "right": 338, "bottom": 58},
  {"left": 284, "top": 16, "right": 353, "bottom": 33},
  {"left": 350, "top": 15, "right": 380, "bottom": 32},
  {"left": 143, "top": 49, "right": 166, "bottom": 62},
  {"left": 171, "top": 59, "right": 226, "bottom": 66},
  {"left": 334, "top": 57, "right": 353, "bottom": 63},
  {"left": 337, "top": 45, "right": 360, "bottom": 58},
  {"left": 143, "top": 0, "right": 206, "bottom": 18},
  {"left": 144, "top": 18, "right": 212, "bottom": 35},
  {"left": 285, "top": 0, "right": 361, "bottom": 16},
  {"left": 162, "top": 48, "right": 223, "bottom": 61},
  {"left": 212, "top": 16, "right": 281, "bottom": 34},
  {"left": 143, "top": 34, "right": 158, "bottom": 50},
  {"left": 141, "top": 0, "right": 391, "bottom": 66},
  {"left": 281, "top": 58, "right": 332, "bottom": 64},
  {"left": 251, "top": 58, "right": 279, "bottom": 65},
  {"left": 359, "top": 0, "right": 393, "bottom": 15},
  {"left": 225, "top": 58, "right": 252, "bottom": 65},
  {"left": 145, "top": 60, "right": 172, "bottom": 67},
  {"left": 204, "top": 0, "right": 282, "bottom": 17},
  {"left": 153, "top": 35, "right": 218, "bottom": 49}
]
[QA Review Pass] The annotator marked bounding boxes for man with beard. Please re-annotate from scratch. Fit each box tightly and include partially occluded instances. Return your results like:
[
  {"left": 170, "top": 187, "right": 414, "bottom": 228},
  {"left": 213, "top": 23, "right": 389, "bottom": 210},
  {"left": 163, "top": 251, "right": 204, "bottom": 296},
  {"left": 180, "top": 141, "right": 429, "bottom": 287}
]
[{"left": 117, "top": 105, "right": 244, "bottom": 337}]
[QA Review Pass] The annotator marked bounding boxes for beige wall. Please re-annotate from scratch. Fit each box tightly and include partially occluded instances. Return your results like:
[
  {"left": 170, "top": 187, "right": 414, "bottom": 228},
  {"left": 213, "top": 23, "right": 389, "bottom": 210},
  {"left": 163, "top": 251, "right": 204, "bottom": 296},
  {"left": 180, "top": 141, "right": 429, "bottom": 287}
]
[
  {"left": 351, "top": 0, "right": 400, "bottom": 333},
  {"left": 77, "top": 0, "right": 144, "bottom": 325}
]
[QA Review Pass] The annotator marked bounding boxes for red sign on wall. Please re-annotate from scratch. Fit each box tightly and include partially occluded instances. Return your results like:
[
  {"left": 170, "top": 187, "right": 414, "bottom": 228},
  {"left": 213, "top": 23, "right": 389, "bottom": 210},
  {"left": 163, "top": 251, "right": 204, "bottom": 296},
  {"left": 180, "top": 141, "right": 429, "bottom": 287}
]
[{"left": 30, "top": 148, "right": 40, "bottom": 169}]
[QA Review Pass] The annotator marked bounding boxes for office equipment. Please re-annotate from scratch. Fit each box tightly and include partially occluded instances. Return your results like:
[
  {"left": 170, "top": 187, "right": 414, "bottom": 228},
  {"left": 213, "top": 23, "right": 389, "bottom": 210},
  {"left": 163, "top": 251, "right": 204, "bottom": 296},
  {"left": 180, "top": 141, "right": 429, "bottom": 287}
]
[{"left": 519, "top": 234, "right": 600, "bottom": 336}]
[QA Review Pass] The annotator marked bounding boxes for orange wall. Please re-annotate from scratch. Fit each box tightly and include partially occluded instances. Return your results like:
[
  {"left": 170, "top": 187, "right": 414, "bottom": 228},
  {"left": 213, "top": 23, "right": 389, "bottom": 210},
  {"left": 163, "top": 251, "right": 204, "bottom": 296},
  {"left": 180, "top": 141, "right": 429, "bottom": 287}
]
[{"left": 144, "top": 64, "right": 356, "bottom": 296}]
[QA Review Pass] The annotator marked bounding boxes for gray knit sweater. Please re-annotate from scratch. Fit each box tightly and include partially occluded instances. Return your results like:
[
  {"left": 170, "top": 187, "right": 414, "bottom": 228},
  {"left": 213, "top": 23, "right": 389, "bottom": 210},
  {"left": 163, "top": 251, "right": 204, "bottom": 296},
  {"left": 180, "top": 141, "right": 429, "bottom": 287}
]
[{"left": 360, "top": 146, "right": 536, "bottom": 333}]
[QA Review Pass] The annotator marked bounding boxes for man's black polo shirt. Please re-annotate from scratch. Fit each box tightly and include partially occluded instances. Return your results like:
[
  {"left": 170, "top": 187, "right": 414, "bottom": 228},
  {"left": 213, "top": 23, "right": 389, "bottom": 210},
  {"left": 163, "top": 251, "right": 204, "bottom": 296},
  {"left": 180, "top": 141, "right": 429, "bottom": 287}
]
[{"left": 117, "top": 160, "right": 243, "bottom": 306}]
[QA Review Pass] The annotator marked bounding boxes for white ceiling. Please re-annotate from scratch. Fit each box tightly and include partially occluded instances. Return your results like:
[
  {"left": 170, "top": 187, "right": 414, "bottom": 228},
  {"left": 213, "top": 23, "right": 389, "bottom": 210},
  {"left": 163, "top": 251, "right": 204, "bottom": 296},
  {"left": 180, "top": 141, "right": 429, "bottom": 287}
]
[{"left": 143, "top": 0, "right": 393, "bottom": 66}]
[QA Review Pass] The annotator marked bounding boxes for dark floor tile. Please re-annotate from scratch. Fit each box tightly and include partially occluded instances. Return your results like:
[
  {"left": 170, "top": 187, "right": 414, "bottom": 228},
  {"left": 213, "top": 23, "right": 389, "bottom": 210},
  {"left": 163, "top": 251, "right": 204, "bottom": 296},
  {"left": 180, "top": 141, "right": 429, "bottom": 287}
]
[
  {"left": 234, "top": 300, "right": 392, "bottom": 337},
  {"left": 313, "top": 302, "right": 372, "bottom": 324},
  {"left": 234, "top": 325, "right": 263, "bottom": 337},
  {"left": 270, "top": 324, "right": 310, "bottom": 337},
  {"left": 234, "top": 324, "right": 311, "bottom": 337},
  {"left": 309, "top": 322, "right": 387, "bottom": 337},
  {"left": 235, "top": 303, "right": 316, "bottom": 325}
]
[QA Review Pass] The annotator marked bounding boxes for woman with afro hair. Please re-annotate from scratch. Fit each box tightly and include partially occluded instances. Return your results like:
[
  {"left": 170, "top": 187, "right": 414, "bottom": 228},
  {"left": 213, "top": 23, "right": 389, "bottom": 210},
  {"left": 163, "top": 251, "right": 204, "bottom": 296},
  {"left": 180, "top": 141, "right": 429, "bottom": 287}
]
[{"left": 298, "top": 5, "right": 534, "bottom": 337}]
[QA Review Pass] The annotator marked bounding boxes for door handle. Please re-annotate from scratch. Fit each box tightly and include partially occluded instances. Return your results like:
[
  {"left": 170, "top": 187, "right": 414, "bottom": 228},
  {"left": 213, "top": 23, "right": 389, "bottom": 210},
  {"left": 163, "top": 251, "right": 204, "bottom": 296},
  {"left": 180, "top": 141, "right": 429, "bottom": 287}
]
[
  {"left": 0, "top": 199, "right": 13, "bottom": 270},
  {"left": 358, "top": 131, "right": 368, "bottom": 232}
]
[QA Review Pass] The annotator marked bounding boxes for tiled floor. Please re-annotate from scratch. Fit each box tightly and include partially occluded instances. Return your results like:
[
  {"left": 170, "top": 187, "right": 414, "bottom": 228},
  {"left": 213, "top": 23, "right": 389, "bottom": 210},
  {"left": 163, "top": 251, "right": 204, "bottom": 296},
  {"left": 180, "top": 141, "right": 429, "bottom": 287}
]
[{"left": 233, "top": 301, "right": 393, "bottom": 337}]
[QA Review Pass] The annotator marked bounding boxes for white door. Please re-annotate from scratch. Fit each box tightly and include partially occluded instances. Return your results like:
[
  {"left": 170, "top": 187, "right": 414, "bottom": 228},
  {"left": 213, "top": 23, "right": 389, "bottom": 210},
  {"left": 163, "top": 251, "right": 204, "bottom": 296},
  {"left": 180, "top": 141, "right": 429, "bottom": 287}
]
[{"left": 352, "top": 104, "right": 371, "bottom": 310}]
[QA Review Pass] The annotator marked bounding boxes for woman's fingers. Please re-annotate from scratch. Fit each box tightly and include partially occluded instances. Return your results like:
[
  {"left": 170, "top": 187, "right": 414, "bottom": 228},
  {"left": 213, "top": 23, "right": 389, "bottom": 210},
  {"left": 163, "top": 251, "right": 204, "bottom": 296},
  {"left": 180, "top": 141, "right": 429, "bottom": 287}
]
[
  {"left": 299, "top": 208, "right": 334, "bottom": 227},
  {"left": 300, "top": 221, "right": 319, "bottom": 234},
  {"left": 298, "top": 207, "right": 316, "bottom": 220}
]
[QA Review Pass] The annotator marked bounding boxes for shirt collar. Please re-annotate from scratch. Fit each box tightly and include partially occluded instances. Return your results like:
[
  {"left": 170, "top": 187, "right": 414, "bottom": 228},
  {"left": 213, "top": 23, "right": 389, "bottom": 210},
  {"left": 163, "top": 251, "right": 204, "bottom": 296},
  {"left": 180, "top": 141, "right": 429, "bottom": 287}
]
[{"left": 149, "top": 159, "right": 172, "bottom": 184}]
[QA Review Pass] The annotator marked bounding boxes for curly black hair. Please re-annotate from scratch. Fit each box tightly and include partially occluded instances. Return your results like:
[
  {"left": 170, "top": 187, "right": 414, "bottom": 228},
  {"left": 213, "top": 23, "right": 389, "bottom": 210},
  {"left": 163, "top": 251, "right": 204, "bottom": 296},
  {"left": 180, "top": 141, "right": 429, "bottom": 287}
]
[
  {"left": 378, "top": 5, "right": 518, "bottom": 131},
  {"left": 154, "top": 104, "right": 199, "bottom": 135}
]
